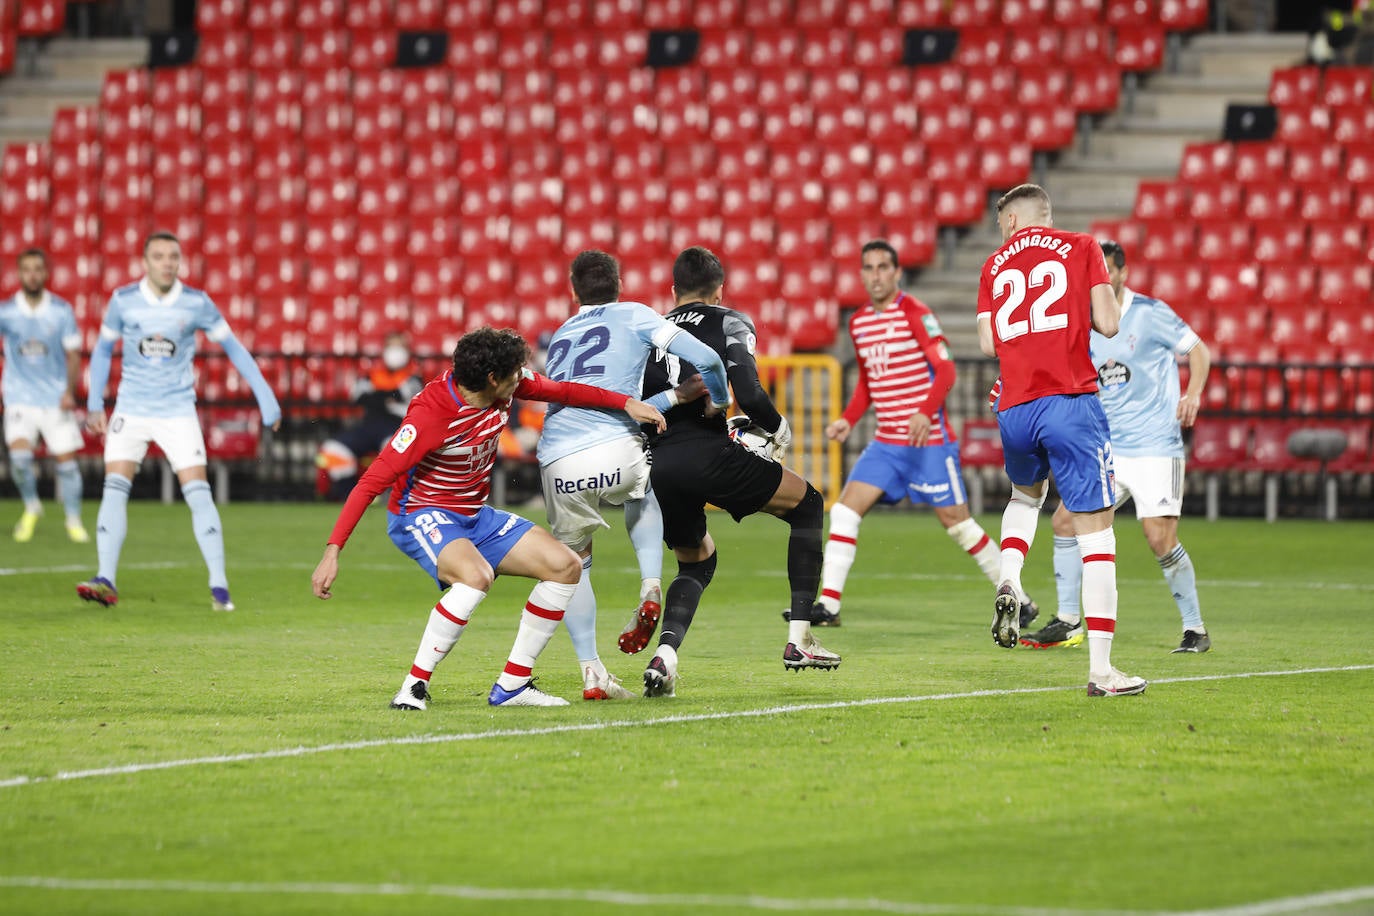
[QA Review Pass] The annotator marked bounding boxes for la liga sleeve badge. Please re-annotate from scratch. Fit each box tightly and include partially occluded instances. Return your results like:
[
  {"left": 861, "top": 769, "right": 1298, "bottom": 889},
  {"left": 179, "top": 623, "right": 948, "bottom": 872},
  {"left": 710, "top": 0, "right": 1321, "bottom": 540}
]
[{"left": 390, "top": 423, "right": 418, "bottom": 453}]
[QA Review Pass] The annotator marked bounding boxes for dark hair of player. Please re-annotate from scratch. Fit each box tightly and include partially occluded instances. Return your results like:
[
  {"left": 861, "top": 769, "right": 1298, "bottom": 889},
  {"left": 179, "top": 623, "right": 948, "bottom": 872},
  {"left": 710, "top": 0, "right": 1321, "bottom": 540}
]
[
  {"left": 1099, "top": 239, "right": 1126, "bottom": 269},
  {"left": 861, "top": 239, "right": 899, "bottom": 268},
  {"left": 17, "top": 248, "right": 47, "bottom": 267},
  {"left": 143, "top": 231, "right": 180, "bottom": 255},
  {"left": 451, "top": 327, "right": 531, "bottom": 392},
  {"left": 569, "top": 249, "right": 620, "bottom": 306},
  {"left": 995, "top": 183, "right": 1052, "bottom": 215},
  {"left": 672, "top": 246, "right": 725, "bottom": 301}
]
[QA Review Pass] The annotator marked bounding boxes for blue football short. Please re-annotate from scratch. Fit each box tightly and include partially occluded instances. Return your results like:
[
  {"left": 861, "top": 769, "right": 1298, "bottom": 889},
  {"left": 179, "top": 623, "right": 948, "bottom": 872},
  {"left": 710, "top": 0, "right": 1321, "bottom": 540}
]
[
  {"left": 848, "top": 440, "right": 966, "bottom": 507},
  {"left": 997, "top": 394, "right": 1115, "bottom": 513},
  {"left": 388, "top": 504, "right": 534, "bottom": 588}
]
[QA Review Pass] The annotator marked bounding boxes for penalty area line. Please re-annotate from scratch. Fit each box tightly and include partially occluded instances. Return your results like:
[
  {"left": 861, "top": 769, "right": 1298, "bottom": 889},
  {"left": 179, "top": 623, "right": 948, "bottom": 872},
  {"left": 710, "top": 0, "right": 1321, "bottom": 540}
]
[
  {"left": 2, "top": 665, "right": 1371, "bottom": 791},
  {"left": 0, "top": 876, "right": 1373, "bottom": 916}
]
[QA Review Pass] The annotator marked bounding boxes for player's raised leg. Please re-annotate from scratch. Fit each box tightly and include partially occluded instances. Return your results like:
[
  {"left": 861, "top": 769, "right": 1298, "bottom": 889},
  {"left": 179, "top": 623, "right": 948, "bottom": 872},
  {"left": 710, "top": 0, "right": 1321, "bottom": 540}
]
[{"left": 621, "top": 493, "right": 665, "bottom": 651}]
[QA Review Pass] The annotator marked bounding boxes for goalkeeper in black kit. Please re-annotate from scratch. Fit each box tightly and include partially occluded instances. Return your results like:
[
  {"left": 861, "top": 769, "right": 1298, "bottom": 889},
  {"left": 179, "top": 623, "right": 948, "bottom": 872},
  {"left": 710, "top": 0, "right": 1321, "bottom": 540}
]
[{"left": 620, "top": 246, "right": 842, "bottom": 697}]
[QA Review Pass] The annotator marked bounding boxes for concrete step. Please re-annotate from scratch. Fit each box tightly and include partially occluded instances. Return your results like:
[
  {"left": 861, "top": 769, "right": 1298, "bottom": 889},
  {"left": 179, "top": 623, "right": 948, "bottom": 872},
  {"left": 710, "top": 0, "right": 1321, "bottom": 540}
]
[
  {"left": 1132, "top": 88, "right": 1269, "bottom": 122},
  {"left": 0, "top": 116, "right": 55, "bottom": 143},
  {"left": 41, "top": 38, "right": 147, "bottom": 81},
  {"left": 1082, "top": 128, "right": 1212, "bottom": 166},
  {"left": 0, "top": 76, "right": 103, "bottom": 120}
]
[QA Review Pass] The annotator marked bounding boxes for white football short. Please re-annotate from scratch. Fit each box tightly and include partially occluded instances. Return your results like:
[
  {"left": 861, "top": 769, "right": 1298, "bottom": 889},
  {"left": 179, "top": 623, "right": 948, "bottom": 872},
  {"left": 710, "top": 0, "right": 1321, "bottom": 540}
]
[
  {"left": 3, "top": 405, "right": 83, "bottom": 454},
  {"left": 541, "top": 435, "right": 652, "bottom": 552},
  {"left": 104, "top": 411, "right": 208, "bottom": 472},
  {"left": 1112, "top": 454, "right": 1185, "bottom": 519}
]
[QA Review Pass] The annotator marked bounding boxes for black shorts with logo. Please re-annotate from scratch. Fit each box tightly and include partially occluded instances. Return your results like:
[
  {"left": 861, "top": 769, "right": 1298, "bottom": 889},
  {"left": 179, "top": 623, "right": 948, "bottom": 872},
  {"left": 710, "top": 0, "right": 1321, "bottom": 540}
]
[{"left": 649, "top": 428, "right": 784, "bottom": 549}]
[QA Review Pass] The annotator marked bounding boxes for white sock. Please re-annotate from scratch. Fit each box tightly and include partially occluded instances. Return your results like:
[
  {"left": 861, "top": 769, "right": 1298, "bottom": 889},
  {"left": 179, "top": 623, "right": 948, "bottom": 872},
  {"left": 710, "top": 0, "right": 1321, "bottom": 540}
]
[
  {"left": 948, "top": 517, "right": 1001, "bottom": 586},
  {"left": 1078, "top": 528, "right": 1119, "bottom": 677},
  {"left": 497, "top": 579, "right": 578, "bottom": 691},
  {"left": 408, "top": 583, "right": 486, "bottom": 680},
  {"left": 564, "top": 556, "right": 599, "bottom": 665},
  {"left": 818, "top": 503, "right": 861, "bottom": 611},
  {"left": 998, "top": 488, "right": 1043, "bottom": 595}
]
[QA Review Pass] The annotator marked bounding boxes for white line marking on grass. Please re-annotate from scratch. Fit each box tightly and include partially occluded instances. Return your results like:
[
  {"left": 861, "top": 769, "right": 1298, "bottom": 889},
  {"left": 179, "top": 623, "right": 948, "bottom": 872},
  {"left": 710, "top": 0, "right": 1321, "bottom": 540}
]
[
  {"left": 0, "top": 876, "right": 1371, "bottom": 916},
  {"left": 3, "top": 665, "right": 1370, "bottom": 791},
  {"left": 0, "top": 561, "right": 184, "bottom": 577}
]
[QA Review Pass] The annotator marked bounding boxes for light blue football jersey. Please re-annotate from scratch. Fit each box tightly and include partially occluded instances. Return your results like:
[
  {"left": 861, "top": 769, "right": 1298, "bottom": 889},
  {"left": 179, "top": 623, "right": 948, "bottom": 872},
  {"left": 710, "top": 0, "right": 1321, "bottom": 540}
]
[
  {"left": 537, "top": 301, "right": 729, "bottom": 465},
  {"left": 1089, "top": 288, "right": 1200, "bottom": 459},
  {"left": 98, "top": 279, "right": 230, "bottom": 415},
  {"left": 0, "top": 292, "right": 81, "bottom": 408}
]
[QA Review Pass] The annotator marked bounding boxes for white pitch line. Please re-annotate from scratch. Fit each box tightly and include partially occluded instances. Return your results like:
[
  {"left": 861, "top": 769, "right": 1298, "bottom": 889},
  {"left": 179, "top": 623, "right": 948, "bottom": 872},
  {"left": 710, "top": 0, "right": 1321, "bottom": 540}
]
[
  {"left": 0, "top": 561, "right": 184, "bottom": 577},
  {"left": 0, "top": 876, "right": 1372, "bottom": 916},
  {"left": 2, "top": 665, "right": 1371, "bottom": 791}
]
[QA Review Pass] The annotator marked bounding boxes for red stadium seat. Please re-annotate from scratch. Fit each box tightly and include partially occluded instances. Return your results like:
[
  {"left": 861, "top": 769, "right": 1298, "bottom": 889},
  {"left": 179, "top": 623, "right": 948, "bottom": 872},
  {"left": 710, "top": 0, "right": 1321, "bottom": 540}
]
[
  {"left": 296, "top": 0, "right": 345, "bottom": 29},
  {"left": 1007, "top": 25, "right": 1061, "bottom": 65},
  {"left": 1231, "top": 141, "right": 1287, "bottom": 184},
  {"left": 1024, "top": 102, "right": 1076, "bottom": 150},
  {"left": 1114, "top": 27, "right": 1165, "bottom": 72},
  {"left": 1017, "top": 66, "right": 1071, "bottom": 106},
  {"left": 886, "top": 220, "right": 938, "bottom": 268},
  {"left": 1139, "top": 220, "right": 1192, "bottom": 264},
  {"left": 1190, "top": 419, "right": 1250, "bottom": 473},
  {"left": 1308, "top": 220, "right": 1365, "bottom": 266},
  {"left": 1204, "top": 261, "right": 1261, "bottom": 308},
  {"left": 896, "top": 0, "right": 947, "bottom": 26},
  {"left": 1353, "top": 185, "right": 1374, "bottom": 221},
  {"left": 798, "top": 27, "right": 853, "bottom": 66},
  {"left": 843, "top": 0, "right": 893, "bottom": 27},
  {"left": 1194, "top": 220, "right": 1251, "bottom": 262},
  {"left": 1251, "top": 219, "right": 1306, "bottom": 264},
  {"left": 1145, "top": 261, "right": 1204, "bottom": 304},
  {"left": 1286, "top": 142, "right": 1343, "bottom": 184},
  {"left": 1330, "top": 104, "right": 1374, "bottom": 146},
  {"left": 948, "top": 0, "right": 999, "bottom": 26},
  {"left": 953, "top": 27, "right": 1008, "bottom": 66},
  {"left": 979, "top": 143, "right": 1033, "bottom": 190},
  {"left": 1316, "top": 264, "right": 1371, "bottom": 309},
  {"left": 1088, "top": 218, "right": 1144, "bottom": 250},
  {"left": 1319, "top": 66, "right": 1373, "bottom": 107},
  {"left": 851, "top": 29, "right": 904, "bottom": 66},
  {"left": 1159, "top": 0, "right": 1209, "bottom": 30},
  {"left": 1268, "top": 65, "right": 1321, "bottom": 106},
  {"left": 932, "top": 182, "right": 985, "bottom": 226},
  {"left": 1001, "top": 0, "right": 1052, "bottom": 25},
  {"left": 1275, "top": 105, "right": 1331, "bottom": 144},
  {"left": 1054, "top": 0, "right": 1103, "bottom": 24},
  {"left": 1069, "top": 64, "right": 1122, "bottom": 113},
  {"left": 1242, "top": 181, "right": 1299, "bottom": 221},
  {"left": 1298, "top": 182, "right": 1352, "bottom": 221},
  {"left": 1133, "top": 180, "right": 1186, "bottom": 220},
  {"left": 750, "top": 29, "right": 802, "bottom": 67},
  {"left": 1186, "top": 181, "right": 1243, "bottom": 220},
  {"left": 1105, "top": 0, "right": 1156, "bottom": 26},
  {"left": 1260, "top": 263, "right": 1316, "bottom": 309},
  {"left": 1178, "top": 142, "right": 1235, "bottom": 183}
]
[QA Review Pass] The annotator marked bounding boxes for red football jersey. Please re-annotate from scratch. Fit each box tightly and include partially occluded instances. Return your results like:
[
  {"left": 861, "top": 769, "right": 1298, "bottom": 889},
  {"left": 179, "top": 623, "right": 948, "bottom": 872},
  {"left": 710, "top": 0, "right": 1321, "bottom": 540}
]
[
  {"left": 327, "top": 370, "right": 627, "bottom": 548},
  {"left": 976, "top": 226, "right": 1110, "bottom": 411},
  {"left": 841, "top": 291, "right": 957, "bottom": 446}
]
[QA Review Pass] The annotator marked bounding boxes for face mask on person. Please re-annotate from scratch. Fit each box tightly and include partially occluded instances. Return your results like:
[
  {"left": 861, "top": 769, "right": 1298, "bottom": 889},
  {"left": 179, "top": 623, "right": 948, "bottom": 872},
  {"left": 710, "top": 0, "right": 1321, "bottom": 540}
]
[{"left": 382, "top": 345, "right": 410, "bottom": 371}]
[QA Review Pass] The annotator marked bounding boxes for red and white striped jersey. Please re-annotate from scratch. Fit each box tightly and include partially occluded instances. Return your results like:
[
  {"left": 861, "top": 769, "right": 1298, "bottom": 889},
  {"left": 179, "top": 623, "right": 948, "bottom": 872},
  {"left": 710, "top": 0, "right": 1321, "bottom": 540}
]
[
  {"left": 327, "top": 370, "right": 628, "bottom": 548},
  {"left": 841, "top": 291, "right": 957, "bottom": 446}
]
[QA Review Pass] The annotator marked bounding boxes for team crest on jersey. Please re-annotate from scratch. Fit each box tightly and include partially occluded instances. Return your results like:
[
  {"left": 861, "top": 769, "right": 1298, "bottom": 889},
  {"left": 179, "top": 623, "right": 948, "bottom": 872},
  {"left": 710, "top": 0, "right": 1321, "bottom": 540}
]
[
  {"left": 1098, "top": 360, "right": 1130, "bottom": 389},
  {"left": 391, "top": 423, "right": 418, "bottom": 453},
  {"left": 138, "top": 335, "right": 176, "bottom": 359},
  {"left": 18, "top": 339, "right": 48, "bottom": 358}
]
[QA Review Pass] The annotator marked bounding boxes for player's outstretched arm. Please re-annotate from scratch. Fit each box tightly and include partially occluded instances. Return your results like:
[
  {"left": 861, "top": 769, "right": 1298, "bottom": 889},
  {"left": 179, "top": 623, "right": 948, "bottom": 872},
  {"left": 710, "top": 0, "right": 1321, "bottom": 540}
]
[
  {"left": 625, "top": 398, "right": 665, "bottom": 432},
  {"left": 1090, "top": 283, "right": 1121, "bottom": 338},
  {"left": 312, "top": 544, "right": 341, "bottom": 599},
  {"left": 1178, "top": 340, "right": 1212, "bottom": 428},
  {"left": 826, "top": 418, "right": 851, "bottom": 442}
]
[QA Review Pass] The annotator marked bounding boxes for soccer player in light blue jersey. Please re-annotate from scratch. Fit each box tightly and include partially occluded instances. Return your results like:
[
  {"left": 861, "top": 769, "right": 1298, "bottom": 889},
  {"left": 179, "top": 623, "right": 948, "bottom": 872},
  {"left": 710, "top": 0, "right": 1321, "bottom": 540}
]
[
  {"left": 1022, "top": 239, "right": 1213, "bottom": 653},
  {"left": 537, "top": 249, "right": 731, "bottom": 700},
  {"left": 76, "top": 232, "right": 282, "bottom": 611},
  {"left": 0, "top": 249, "right": 88, "bottom": 543}
]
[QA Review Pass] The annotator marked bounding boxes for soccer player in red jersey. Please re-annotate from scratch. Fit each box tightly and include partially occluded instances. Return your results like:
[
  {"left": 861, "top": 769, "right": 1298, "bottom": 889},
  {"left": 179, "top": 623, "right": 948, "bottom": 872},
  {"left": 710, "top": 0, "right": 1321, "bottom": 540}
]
[
  {"left": 798, "top": 239, "right": 1038, "bottom": 629},
  {"left": 976, "top": 184, "right": 1146, "bottom": 697},
  {"left": 310, "top": 327, "right": 666, "bottom": 709}
]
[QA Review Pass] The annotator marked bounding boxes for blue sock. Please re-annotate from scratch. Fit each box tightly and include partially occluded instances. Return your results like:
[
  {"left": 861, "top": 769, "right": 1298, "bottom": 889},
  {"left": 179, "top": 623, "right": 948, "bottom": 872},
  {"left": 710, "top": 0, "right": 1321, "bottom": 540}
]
[
  {"left": 1159, "top": 543, "right": 1204, "bottom": 632},
  {"left": 182, "top": 479, "right": 228, "bottom": 590},
  {"left": 1052, "top": 535, "right": 1082, "bottom": 622},
  {"left": 563, "top": 556, "right": 598, "bottom": 663},
  {"left": 625, "top": 494, "right": 664, "bottom": 582},
  {"left": 56, "top": 459, "right": 83, "bottom": 523},
  {"left": 10, "top": 449, "right": 39, "bottom": 511},
  {"left": 96, "top": 474, "right": 132, "bottom": 584}
]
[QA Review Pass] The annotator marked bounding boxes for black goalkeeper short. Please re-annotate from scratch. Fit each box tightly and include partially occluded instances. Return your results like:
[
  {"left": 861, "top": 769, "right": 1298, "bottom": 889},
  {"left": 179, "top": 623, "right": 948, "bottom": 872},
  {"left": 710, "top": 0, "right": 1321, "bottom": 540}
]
[{"left": 649, "top": 429, "right": 785, "bottom": 549}]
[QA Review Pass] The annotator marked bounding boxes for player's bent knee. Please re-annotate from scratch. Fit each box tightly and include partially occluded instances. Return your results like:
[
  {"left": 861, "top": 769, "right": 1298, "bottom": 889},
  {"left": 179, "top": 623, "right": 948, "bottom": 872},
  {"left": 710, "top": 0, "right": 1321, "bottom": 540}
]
[
  {"left": 1009, "top": 485, "right": 1046, "bottom": 510},
  {"left": 781, "top": 483, "right": 824, "bottom": 530},
  {"left": 677, "top": 551, "right": 717, "bottom": 588}
]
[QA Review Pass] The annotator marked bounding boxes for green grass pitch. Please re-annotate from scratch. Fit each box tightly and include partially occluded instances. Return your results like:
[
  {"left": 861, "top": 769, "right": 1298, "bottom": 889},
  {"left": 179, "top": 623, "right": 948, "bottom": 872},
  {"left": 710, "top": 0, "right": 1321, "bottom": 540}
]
[{"left": 1, "top": 497, "right": 1372, "bottom": 916}]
